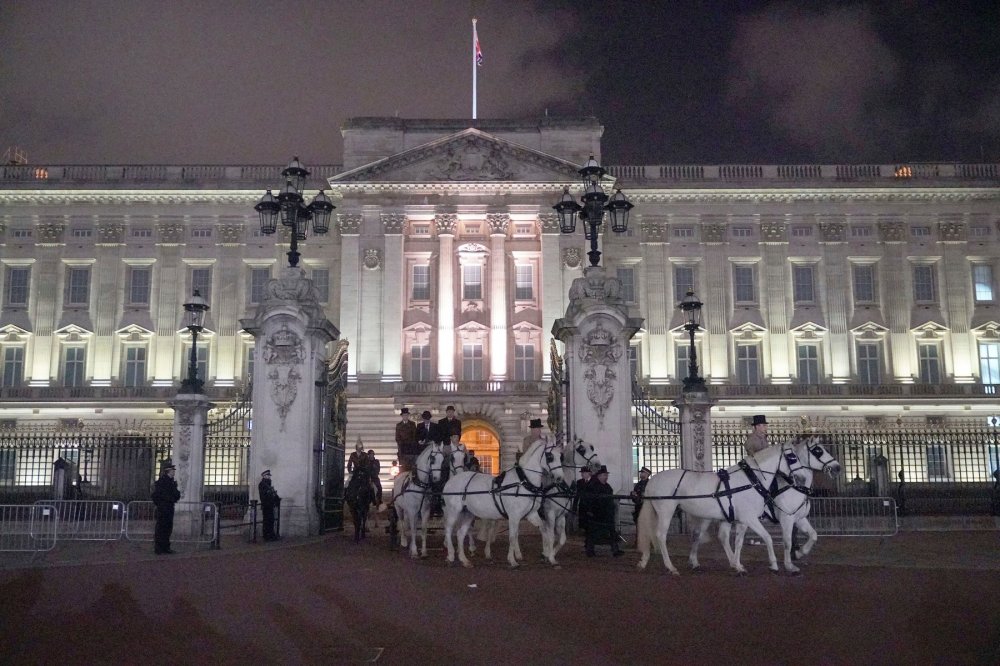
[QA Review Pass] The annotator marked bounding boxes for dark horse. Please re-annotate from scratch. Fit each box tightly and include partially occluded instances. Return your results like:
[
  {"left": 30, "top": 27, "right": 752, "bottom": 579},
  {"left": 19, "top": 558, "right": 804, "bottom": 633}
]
[{"left": 346, "top": 464, "right": 375, "bottom": 542}]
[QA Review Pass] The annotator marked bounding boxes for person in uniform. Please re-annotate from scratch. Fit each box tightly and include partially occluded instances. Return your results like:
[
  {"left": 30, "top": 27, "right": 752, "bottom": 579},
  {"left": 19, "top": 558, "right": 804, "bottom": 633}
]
[
  {"left": 630, "top": 466, "right": 652, "bottom": 526},
  {"left": 347, "top": 438, "right": 368, "bottom": 476},
  {"left": 394, "top": 407, "right": 419, "bottom": 472},
  {"left": 744, "top": 414, "right": 770, "bottom": 456},
  {"left": 585, "top": 465, "right": 623, "bottom": 557},
  {"left": 522, "top": 418, "right": 544, "bottom": 454},
  {"left": 258, "top": 469, "right": 281, "bottom": 541},
  {"left": 572, "top": 467, "right": 592, "bottom": 534},
  {"left": 152, "top": 458, "right": 180, "bottom": 555}
]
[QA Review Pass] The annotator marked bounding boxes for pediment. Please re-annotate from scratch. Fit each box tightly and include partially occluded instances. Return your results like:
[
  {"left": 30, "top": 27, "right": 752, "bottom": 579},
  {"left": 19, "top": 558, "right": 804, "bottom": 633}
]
[
  {"left": 912, "top": 321, "right": 948, "bottom": 340},
  {"left": 331, "top": 128, "right": 585, "bottom": 184},
  {"left": 971, "top": 320, "right": 1000, "bottom": 340},
  {"left": 0, "top": 324, "right": 31, "bottom": 342},
  {"left": 790, "top": 321, "right": 828, "bottom": 339},
  {"left": 116, "top": 324, "right": 154, "bottom": 341},
  {"left": 54, "top": 324, "right": 93, "bottom": 341},
  {"left": 850, "top": 320, "right": 889, "bottom": 339}
]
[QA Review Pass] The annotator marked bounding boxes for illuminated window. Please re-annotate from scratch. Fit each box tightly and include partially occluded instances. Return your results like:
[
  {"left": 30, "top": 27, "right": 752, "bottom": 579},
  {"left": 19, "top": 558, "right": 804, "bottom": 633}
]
[
  {"left": 732, "top": 226, "right": 753, "bottom": 238},
  {"left": 628, "top": 345, "right": 639, "bottom": 378},
  {"left": 515, "top": 265, "right": 533, "bottom": 300},
  {"left": 617, "top": 267, "right": 635, "bottom": 302},
  {"left": 11, "top": 228, "right": 32, "bottom": 239},
  {"left": 123, "top": 346, "right": 147, "bottom": 387},
  {"left": 911, "top": 226, "right": 931, "bottom": 237},
  {"left": 673, "top": 227, "right": 694, "bottom": 238},
  {"left": 852, "top": 264, "right": 876, "bottom": 304},
  {"left": 65, "top": 267, "right": 91, "bottom": 306},
  {"left": 791, "top": 226, "right": 813, "bottom": 238},
  {"left": 674, "top": 265, "right": 694, "bottom": 305},
  {"left": 918, "top": 345, "right": 941, "bottom": 384},
  {"left": 63, "top": 347, "right": 86, "bottom": 387},
  {"left": 797, "top": 344, "right": 821, "bottom": 384},
  {"left": 850, "top": 226, "right": 872, "bottom": 238},
  {"left": 462, "top": 265, "right": 482, "bottom": 300},
  {"left": 410, "top": 344, "right": 432, "bottom": 381},
  {"left": 676, "top": 344, "right": 691, "bottom": 381},
  {"left": 973, "top": 265, "right": 994, "bottom": 302},
  {"left": 130, "top": 227, "right": 153, "bottom": 239},
  {"left": 913, "top": 265, "right": 937, "bottom": 303},
  {"left": 191, "top": 267, "right": 212, "bottom": 302},
  {"left": 412, "top": 265, "right": 430, "bottom": 300},
  {"left": 926, "top": 445, "right": 950, "bottom": 480},
  {"left": 191, "top": 227, "right": 213, "bottom": 239},
  {"left": 979, "top": 342, "right": 999, "bottom": 385},
  {"left": 127, "top": 267, "right": 151, "bottom": 305},
  {"left": 514, "top": 344, "right": 535, "bottom": 381},
  {"left": 733, "top": 265, "right": 756, "bottom": 304},
  {"left": 248, "top": 268, "right": 270, "bottom": 305},
  {"left": 792, "top": 265, "right": 815, "bottom": 304},
  {"left": 4, "top": 266, "right": 30, "bottom": 306},
  {"left": 462, "top": 343, "right": 484, "bottom": 381},
  {"left": 312, "top": 268, "right": 329, "bottom": 302},
  {"left": 735, "top": 344, "right": 760, "bottom": 384},
  {"left": 71, "top": 227, "right": 93, "bottom": 238},
  {"left": 2, "top": 347, "right": 24, "bottom": 387},
  {"left": 857, "top": 343, "right": 880, "bottom": 385}
]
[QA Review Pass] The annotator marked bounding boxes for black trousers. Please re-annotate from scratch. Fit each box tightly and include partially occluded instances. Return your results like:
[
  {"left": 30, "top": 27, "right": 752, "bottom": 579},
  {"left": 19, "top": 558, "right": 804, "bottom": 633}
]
[
  {"left": 262, "top": 504, "right": 276, "bottom": 540},
  {"left": 154, "top": 505, "right": 174, "bottom": 553}
]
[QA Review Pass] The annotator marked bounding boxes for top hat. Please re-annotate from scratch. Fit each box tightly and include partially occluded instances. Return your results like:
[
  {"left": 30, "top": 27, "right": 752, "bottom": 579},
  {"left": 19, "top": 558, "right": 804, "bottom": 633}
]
[
  {"left": 639, "top": 467, "right": 652, "bottom": 476},
  {"left": 159, "top": 459, "right": 176, "bottom": 473},
  {"left": 400, "top": 407, "right": 410, "bottom": 415},
  {"left": 421, "top": 410, "right": 433, "bottom": 419},
  {"left": 752, "top": 415, "right": 768, "bottom": 426},
  {"left": 580, "top": 468, "right": 592, "bottom": 476},
  {"left": 261, "top": 469, "right": 271, "bottom": 477},
  {"left": 529, "top": 418, "right": 543, "bottom": 429},
  {"left": 595, "top": 465, "right": 609, "bottom": 476},
  {"left": 445, "top": 405, "right": 456, "bottom": 412}
]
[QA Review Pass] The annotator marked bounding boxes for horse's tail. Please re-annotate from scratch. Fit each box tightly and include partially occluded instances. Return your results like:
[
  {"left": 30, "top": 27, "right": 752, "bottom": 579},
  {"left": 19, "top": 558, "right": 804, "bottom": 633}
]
[{"left": 636, "top": 499, "right": 657, "bottom": 558}]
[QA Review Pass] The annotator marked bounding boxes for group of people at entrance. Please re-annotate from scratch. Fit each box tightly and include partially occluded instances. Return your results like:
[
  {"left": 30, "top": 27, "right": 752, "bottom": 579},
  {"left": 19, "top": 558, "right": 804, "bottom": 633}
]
[{"left": 394, "top": 406, "right": 477, "bottom": 515}]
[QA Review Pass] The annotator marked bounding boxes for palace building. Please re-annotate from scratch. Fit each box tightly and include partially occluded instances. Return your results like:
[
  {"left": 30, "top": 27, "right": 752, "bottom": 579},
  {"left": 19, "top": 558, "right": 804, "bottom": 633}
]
[{"left": 2, "top": 117, "right": 999, "bottom": 486}]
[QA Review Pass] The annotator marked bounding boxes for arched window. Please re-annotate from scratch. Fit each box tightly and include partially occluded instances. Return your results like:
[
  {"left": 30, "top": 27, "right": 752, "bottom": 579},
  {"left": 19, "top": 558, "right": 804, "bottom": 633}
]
[{"left": 461, "top": 421, "right": 501, "bottom": 476}]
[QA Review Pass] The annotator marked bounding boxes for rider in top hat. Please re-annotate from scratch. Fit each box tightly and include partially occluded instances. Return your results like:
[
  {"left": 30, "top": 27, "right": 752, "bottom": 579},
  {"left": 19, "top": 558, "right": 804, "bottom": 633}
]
[
  {"left": 395, "top": 407, "right": 419, "bottom": 472},
  {"left": 437, "top": 405, "right": 462, "bottom": 444},
  {"left": 522, "top": 417, "right": 544, "bottom": 454},
  {"left": 415, "top": 410, "right": 439, "bottom": 449},
  {"left": 745, "top": 414, "right": 770, "bottom": 456}
]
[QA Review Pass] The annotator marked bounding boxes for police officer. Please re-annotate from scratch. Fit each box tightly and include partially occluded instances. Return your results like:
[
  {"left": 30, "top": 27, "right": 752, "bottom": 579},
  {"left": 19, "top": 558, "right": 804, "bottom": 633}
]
[
  {"left": 258, "top": 469, "right": 281, "bottom": 541},
  {"left": 630, "top": 466, "right": 652, "bottom": 525},
  {"left": 152, "top": 459, "right": 180, "bottom": 555}
]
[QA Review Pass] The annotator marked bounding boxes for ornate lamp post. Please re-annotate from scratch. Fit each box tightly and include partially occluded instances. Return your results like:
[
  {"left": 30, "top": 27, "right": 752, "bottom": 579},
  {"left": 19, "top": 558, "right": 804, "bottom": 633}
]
[
  {"left": 553, "top": 155, "right": 634, "bottom": 267},
  {"left": 255, "top": 156, "right": 335, "bottom": 268},
  {"left": 678, "top": 290, "right": 706, "bottom": 393},
  {"left": 180, "top": 290, "right": 210, "bottom": 393}
]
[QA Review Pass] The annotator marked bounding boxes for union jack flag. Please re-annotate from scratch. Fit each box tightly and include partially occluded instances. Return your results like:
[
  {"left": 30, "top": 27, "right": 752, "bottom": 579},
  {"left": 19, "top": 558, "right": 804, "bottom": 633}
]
[{"left": 475, "top": 25, "right": 483, "bottom": 66}]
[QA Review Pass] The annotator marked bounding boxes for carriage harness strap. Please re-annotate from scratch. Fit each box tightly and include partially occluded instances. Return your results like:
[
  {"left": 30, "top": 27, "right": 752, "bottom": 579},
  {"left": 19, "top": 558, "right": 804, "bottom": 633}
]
[{"left": 738, "top": 459, "right": 777, "bottom": 523}]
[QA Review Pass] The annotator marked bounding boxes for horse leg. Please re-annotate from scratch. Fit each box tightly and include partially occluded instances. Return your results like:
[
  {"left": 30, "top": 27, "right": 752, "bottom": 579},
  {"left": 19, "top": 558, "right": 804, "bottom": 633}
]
[
  {"left": 654, "top": 503, "right": 680, "bottom": 575},
  {"left": 418, "top": 503, "right": 431, "bottom": 558},
  {"left": 718, "top": 522, "right": 740, "bottom": 573},
  {"left": 455, "top": 513, "right": 475, "bottom": 568},
  {"left": 466, "top": 518, "right": 477, "bottom": 556},
  {"left": 797, "top": 516, "right": 818, "bottom": 557},
  {"left": 527, "top": 509, "right": 557, "bottom": 566},
  {"left": 688, "top": 518, "right": 713, "bottom": 570},
  {"left": 780, "top": 514, "right": 800, "bottom": 574},
  {"left": 742, "top": 516, "right": 779, "bottom": 572},
  {"left": 443, "top": 503, "right": 458, "bottom": 565},
  {"left": 730, "top": 523, "right": 749, "bottom": 574},
  {"left": 506, "top": 516, "right": 521, "bottom": 568},
  {"left": 555, "top": 513, "right": 567, "bottom": 557}
]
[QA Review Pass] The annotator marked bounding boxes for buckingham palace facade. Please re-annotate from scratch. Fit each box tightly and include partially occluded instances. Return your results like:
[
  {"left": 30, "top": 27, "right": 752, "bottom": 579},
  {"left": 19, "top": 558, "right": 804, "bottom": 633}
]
[{"left": 2, "top": 117, "right": 999, "bottom": 476}]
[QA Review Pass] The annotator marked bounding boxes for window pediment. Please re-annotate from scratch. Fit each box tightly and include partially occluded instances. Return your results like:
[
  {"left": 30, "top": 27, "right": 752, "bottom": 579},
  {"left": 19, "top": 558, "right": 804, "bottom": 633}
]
[
  {"left": 54, "top": 324, "right": 93, "bottom": 341},
  {"left": 116, "top": 325, "right": 154, "bottom": 342},
  {"left": 790, "top": 322, "right": 828, "bottom": 340},
  {"left": 911, "top": 321, "right": 948, "bottom": 340},
  {"left": 0, "top": 324, "right": 31, "bottom": 343},
  {"left": 850, "top": 321, "right": 889, "bottom": 340},
  {"left": 971, "top": 321, "right": 1000, "bottom": 340}
]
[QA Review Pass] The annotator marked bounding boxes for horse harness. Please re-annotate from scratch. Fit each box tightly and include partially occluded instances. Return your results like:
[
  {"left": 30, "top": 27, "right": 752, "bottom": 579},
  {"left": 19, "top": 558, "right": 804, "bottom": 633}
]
[{"left": 454, "top": 444, "right": 560, "bottom": 519}]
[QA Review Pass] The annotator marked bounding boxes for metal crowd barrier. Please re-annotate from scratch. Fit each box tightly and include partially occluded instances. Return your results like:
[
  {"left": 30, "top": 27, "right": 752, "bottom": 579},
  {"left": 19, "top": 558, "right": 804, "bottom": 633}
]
[
  {"left": 807, "top": 497, "right": 899, "bottom": 537},
  {"left": 124, "top": 501, "right": 221, "bottom": 546},
  {"left": 33, "top": 499, "right": 126, "bottom": 541},
  {"left": 0, "top": 504, "right": 58, "bottom": 553}
]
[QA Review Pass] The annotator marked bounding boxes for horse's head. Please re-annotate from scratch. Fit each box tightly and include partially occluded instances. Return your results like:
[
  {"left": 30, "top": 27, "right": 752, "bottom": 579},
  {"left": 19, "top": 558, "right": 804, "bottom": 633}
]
[
  {"left": 449, "top": 443, "right": 470, "bottom": 473},
  {"left": 418, "top": 442, "right": 445, "bottom": 485},
  {"left": 788, "top": 434, "right": 841, "bottom": 479},
  {"left": 542, "top": 437, "right": 566, "bottom": 485},
  {"left": 565, "top": 438, "right": 602, "bottom": 474}
]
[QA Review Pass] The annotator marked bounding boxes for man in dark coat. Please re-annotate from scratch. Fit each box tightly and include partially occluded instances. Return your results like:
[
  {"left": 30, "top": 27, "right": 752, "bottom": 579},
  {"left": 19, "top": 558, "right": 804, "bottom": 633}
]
[
  {"left": 395, "top": 408, "right": 419, "bottom": 472},
  {"left": 630, "top": 466, "right": 652, "bottom": 525},
  {"left": 431, "top": 406, "right": 462, "bottom": 517},
  {"left": 258, "top": 469, "right": 280, "bottom": 541},
  {"left": 415, "top": 410, "right": 439, "bottom": 449},
  {"left": 572, "top": 468, "right": 592, "bottom": 533},
  {"left": 437, "top": 405, "right": 462, "bottom": 444},
  {"left": 152, "top": 458, "right": 180, "bottom": 555},
  {"left": 585, "top": 466, "right": 623, "bottom": 557}
]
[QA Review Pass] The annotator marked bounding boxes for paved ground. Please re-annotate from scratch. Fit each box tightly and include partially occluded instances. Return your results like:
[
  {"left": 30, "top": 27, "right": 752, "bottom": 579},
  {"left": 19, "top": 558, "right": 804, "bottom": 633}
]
[{"left": 2, "top": 521, "right": 999, "bottom": 665}]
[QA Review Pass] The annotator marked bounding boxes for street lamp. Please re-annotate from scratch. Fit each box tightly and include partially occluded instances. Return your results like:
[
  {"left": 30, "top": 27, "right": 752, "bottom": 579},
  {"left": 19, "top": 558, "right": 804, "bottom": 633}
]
[
  {"left": 180, "top": 289, "right": 210, "bottom": 393},
  {"left": 255, "top": 156, "right": 335, "bottom": 268},
  {"left": 553, "top": 155, "right": 634, "bottom": 267},
  {"left": 678, "top": 290, "right": 706, "bottom": 393}
]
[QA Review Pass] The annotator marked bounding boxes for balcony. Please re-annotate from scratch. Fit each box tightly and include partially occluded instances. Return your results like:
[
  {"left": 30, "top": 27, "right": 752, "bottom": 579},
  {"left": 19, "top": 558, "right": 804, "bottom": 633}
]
[
  {"left": 638, "top": 382, "right": 999, "bottom": 402},
  {"left": 0, "top": 385, "right": 245, "bottom": 403}
]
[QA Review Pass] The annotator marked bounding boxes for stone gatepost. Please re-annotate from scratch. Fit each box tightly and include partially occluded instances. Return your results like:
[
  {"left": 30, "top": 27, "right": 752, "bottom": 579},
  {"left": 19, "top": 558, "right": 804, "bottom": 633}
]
[
  {"left": 168, "top": 393, "right": 214, "bottom": 536},
  {"left": 553, "top": 266, "right": 644, "bottom": 495},
  {"left": 672, "top": 391, "right": 715, "bottom": 472},
  {"left": 241, "top": 266, "right": 339, "bottom": 537}
]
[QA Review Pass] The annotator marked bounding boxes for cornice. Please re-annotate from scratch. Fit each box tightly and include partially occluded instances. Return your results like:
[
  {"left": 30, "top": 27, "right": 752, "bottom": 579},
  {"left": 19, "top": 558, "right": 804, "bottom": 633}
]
[
  {"left": 628, "top": 188, "right": 1000, "bottom": 204},
  {"left": 0, "top": 190, "right": 261, "bottom": 206}
]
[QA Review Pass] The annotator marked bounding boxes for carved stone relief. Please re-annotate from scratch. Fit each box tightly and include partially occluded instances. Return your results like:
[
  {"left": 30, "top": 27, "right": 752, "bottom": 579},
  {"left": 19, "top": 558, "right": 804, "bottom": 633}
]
[
  {"left": 563, "top": 247, "right": 582, "bottom": 269},
  {"left": 435, "top": 213, "right": 458, "bottom": 235},
  {"left": 641, "top": 220, "right": 667, "bottom": 240},
  {"left": 577, "top": 321, "right": 623, "bottom": 427},
  {"left": 263, "top": 323, "right": 305, "bottom": 431},
  {"left": 878, "top": 221, "right": 905, "bottom": 242},
  {"left": 98, "top": 222, "right": 125, "bottom": 244},
  {"left": 938, "top": 220, "right": 967, "bottom": 241},
  {"left": 702, "top": 224, "right": 726, "bottom": 243},
  {"left": 433, "top": 136, "right": 514, "bottom": 180},
  {"left": 36, "top": 221, "right": 65, "bottom": 243},
  {"left": 381, "top": 213, "right": 405, "bottom": 234},
  {"left": 819, "top": 222, "right": 846, "bottom": 242},
  {"left": 338, "top": 213, "right": 363, "bottom": 234},
  {"left": 157, "top": 222, "right": 185, "bottom": 244},
  {"left": 487, "top": 213, "right": 510, "bottom": 235},
  {"left": 216, "top": 222, "right": 245, "bottom": 244},
  {"left": 538, "top": 213, "right": 560, "bottom": 233},
  {"left": 759, "top": 221, "right": 787, "bottom": 241},
  {"left": 363, "top": 248, "right": 382, "bottom": 270}
]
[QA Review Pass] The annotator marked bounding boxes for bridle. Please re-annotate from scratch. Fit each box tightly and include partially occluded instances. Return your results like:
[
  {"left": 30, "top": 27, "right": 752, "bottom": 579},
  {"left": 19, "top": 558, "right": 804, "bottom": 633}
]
[
  {"left": 563, "top": 441, "right": 600, "bottom": 472},
  {"left": 514, "top": 439, "right": 564, "bottom": 495},
  {"left": 411, "top": 447, "right": 442, "bottom": 490}
]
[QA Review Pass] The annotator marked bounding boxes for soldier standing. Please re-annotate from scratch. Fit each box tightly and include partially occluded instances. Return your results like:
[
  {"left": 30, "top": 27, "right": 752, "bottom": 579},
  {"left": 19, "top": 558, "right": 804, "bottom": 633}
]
[
  {"left": 258, "top": 469, "right": 281, "bottom": 542},
  {"left": 152, "top": 459, "right": 180, "bottom": 555}
]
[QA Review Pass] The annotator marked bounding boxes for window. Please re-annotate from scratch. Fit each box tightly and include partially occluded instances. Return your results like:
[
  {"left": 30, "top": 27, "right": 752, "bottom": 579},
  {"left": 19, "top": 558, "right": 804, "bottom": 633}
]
[
  {"left": 792, "top": 265, "right": 815, "bottom": 304},
  {"left": 63, "top": 347, "right": 86, "bottom": 387},
  {"left": 732, "top": 226, "right": 753, "bottom": 238},
  {"left": 514, "top": 344, "right": 535, "bottom": 381},
  {"left": 515, "top": 265, "right": 533, "bottom": 300},
  {"left": 973, "top": 265, "right": 994, "bottom": 302},
  {"left": 191, "top": 267, "right": 212, "bottom": 302},
  {"left": 673, "top": 227, "right": 694, "bottom": 238},
  {"left": 913, "top": 265, "right": 937, "bottom": 303},
  {"left": 11, "top": 228, "right": 32, "bottom": 239},
  {"left": 850, "top": 226, "right": 872, "bottom": 238},
  {"left": 988, "top": 445, "right": 1000, "bottom": 477},
  {"left": 186, "top": 346, "right": 209, "bottom": 384},
  {"left": 674, "top": 265, "right": 694, "bottom": 305},
  {"left": 248, "top": 268, "right": 270, "bottom": 305},
  {"left": 130, "top": 227, "right": 153, "bottom": 239},
  {"left": 4, "top": 266, "right": 30, "bottom": 306},
  {"left": 412, "top": 224, "right": 430, "bottom": 236},
  {"left": 123, "top": 346, "right": 147, "bottom": 387},
  {"left": 791, "top": 225, "right": 813, "bottom": 238},
  {"left": 911, "top": 226, "right": 931, "bottom": 237},
  {"left": 628, "top": 345, "right": 639, "bottom": 379},
  {"left": 971, "top": 225, "right": 991, "bottom": 238},
  {"left": 675, "top": 344, "right": 690, "bottom": 381},
  {"left": 797, "top": 344, "right": 820, "bottom": 384},
  {"left": 918, "top": 345, "right": 941, "bottom": 384},
  {"left": 462, "top": 343, "right": 484, "bottom": 381},
  {"left": 857, "top": 343, "right": 880, "bottom": 385},
  {"left": 514, "top": 223, "right": 533, "bottom": 235},
  {"left": 412, "top": 265, "right": 430, "bottom": 301},
  {"left": 2, "top": 347, "right": 24, "bottom": 387},
  {"left": 464, "top": 224, "right": 481, "bottom": 235},
  {"left": 980, "top": 342, "right": 1000, "bottom": 385},
  {"left": 462, "top": 265, "right": 482, "bottom": 300},
  {"left": 852, "top": 264, "right": 876, "bottom": 303},
  {"left": 736, "top": 345, "right": 760, "bottom": 384},
  {"left": 71, "top": 227, "right": 92, "bottom": 238},
  {"left": 64, "top": 267, "right": 90, "bottom": 306},
  {"left": 127, "top": 266, "right": 151, "bottom": 305},
  {"left": 926, "top": 445, "right": 950, "bottom": 480},
  {"left": 733, "top": 265, "right": 756, "bottom": 304},
  {"left": 312, "top": 268, "right": 329, "bottom": 302},
  {"left": 191, "top": 227, "right": 213, "bottom": 239},
  {"left": 246, "top": 346, "right": 255, "bottom": 383},
  {"left": 410, "top": 344, "right": 432, "bottom": 381},
  {"left": 617, "top": 267, "right": 635, "bottom": 302},
  {"left": 0, "top": 450, "right": 15, "bottom": 483}
]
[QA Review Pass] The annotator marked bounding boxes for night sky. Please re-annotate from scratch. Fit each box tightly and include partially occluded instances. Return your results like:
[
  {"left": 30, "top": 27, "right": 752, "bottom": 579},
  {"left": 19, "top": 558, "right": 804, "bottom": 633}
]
[{"left": 2, "top": 1, "right": 998, "bottom": 166}]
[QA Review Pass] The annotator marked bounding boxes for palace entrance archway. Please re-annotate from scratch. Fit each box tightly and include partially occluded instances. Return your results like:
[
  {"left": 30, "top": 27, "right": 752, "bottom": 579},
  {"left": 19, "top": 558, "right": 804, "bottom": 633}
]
[{"left": 461, "top": 420, "right": 500, "bottom": 476}]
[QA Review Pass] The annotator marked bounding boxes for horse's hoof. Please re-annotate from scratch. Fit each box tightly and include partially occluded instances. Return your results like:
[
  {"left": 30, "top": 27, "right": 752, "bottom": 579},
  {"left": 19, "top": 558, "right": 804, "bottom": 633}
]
[
  {"left": 787, "top": 568, "right": 802, "bottom": 576},
  {"left": 420, "top": 553, "right": 429, "bottom": 560},
  {"left": 669, "top": 569, "right": 681, "bottom": 577},
  {"left": 551, "top": 563, "right": 561, "bottom": 570},
  {"left": 736, "top": 570, "right": 748, "bottom": 577},
  {"left": 690, "top": 565, "right": 702, "bottom": 573},
  {"left": 461, "top": 561, "right": 473, "bottom": 569}
]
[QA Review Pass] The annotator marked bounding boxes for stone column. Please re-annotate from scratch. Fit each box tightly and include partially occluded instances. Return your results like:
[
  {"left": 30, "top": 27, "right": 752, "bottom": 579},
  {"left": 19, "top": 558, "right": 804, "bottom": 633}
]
[
  {"left": 539, "top": 213, "right": 564, "bottom": 379},
  {"left": 672, "top": 391, "right": 715, "bottom": 472},
  {"left": 240, "top": 267, "right": 339, "bottom": 537},
  {"left": 381, "top": 213, "right": 405, "bottom": 381},
  {"left": 338, "top": 214, "right": 362, "bottom": 378},
  {"left": 167, "top": 392, "right": 214, "bottom": 536},
  {"left": 488, "top": 213, "right": 509, "bottom": 380},
  {"left": 553, "top": 266, "right": 644, "bottom": 494},
  {"left": 436, "top": 214, "right": 457, "bottom": 381}
]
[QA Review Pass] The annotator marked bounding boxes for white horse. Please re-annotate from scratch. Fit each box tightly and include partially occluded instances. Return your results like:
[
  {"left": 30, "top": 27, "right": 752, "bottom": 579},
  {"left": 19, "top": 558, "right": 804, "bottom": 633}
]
[
  {"left": 689, "top": 437, "right": 834, "bottom": 574},
  {"left": 443, "top": 436, "right": 565, "bottom": 568},
  {"left": 391, "top": 442, "right": 445, "bottom": 559},
  {"left": 636, "top": 435, "right": 840, "bottom": 575},
  {"left": 539, "top": 439, "right": 603, "bottom": 562}
]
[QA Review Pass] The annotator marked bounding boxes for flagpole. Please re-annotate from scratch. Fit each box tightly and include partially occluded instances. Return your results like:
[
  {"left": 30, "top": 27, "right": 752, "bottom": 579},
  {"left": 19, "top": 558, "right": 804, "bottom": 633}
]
[{"left": 472, "top": 18, "right": 478, "bottom": 120}]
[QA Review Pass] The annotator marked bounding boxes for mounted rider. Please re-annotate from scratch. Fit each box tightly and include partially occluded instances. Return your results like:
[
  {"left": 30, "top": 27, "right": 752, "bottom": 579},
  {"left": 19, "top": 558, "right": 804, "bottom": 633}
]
[
  {"left": 744, "top": 414, "right": 770, "bottom": 456},
  {"left": 395, "top": 407, "right": 419, "bottom": 472},
  {"left": 432, "top": 406, "right": 462, "bottom": 517},
  {"left": 521, "top": 418, "right": 544, "bottom": 459}
]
